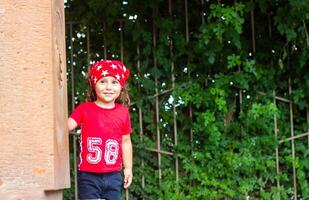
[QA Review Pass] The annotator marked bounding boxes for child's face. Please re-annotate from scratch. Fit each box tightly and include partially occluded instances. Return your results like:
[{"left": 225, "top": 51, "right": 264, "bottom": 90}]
[{"left": 95, "top": 76, "right": 122, "bottom": 106}]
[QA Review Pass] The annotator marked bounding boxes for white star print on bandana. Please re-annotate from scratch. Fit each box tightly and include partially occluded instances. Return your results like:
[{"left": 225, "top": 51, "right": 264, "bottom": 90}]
[
  {"left": 101, "top": 70, "right": 109, "bottom": 76},
  {"left": 89, "top": 60, "right": 130, "bottom": 88}
]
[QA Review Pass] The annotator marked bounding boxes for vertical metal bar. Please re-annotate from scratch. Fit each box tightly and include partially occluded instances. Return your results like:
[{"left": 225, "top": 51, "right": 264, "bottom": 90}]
[
  {"left": 168, "top": 0, "right": 172, "bottom": 21},
  {"left": 87, "top": 26, "right": 90, "bottom": 66},
  {"left": 73, "top": 135, "right": 78, "bottom": 200},
  {"left": 119, "top": 20, "right": 129, "bottom": 200},
  {"left": 172, "top": 64, "right": 179, "bottom": 182},
  {"left": 238, "top": 66, "right": 245, "bottom": 200},
  {"left": 185, "top": 0, "right": 193, "bottom": 152},
  {"left": 238, "top": 72, "right": 243, "bottom": 113},
  {"left": 184, "top": 0, "right": 189, "bottom": 43},
  {"left": 307, "top": 108, "right": 309, "bottom": 148},
  {"left": 184, "top": 0, "right": 193, "bottom": 150},
  {"left": 250, "top": 0, "right": 256, "bottom": 57},
  {"left": 185, "top": 1, "right": 195, "bottom": 189},
  {"left": 201, "top": 0, "right": 208, "bottom": 88},
  {"left": 69, "top": 22, "right": 78, "bottom": 200},
  {"left": 168, "top": 0, "right": 179, "bottom": 183},
  {"left": 70, "top": 23, "right": 75, "bottom": 112},
  {"left": 288, "top": 77, "right": 297, "bottom": 200},
  {"left": 268, "top": 14, "right": 280, "bottom": 199},
  {"left": 73, "top": 137, "right": 78, "bottom": 200},
  {"left": 273, "top": 90, "right": 281, "bottom": 200},
  {"left": 103, "top": 22, "right": 107, "bottom": 59},
  {"left": 238, "top": 66, "right": 243, "bottom": 136},
  {"left": 153, "top": 8, "right": 162, "bottom": 184},
  {"left": 267, "top": 12, "right": 272, "bottom": 38},
  {"left": 137, "top": 45, "right": 145, "bottom": 198},
  {"left": 201, "top": 0, "right": 205, "bottom": 24},
  {"left": 120, "top": 21, "right": 124, "bottom": 62}
]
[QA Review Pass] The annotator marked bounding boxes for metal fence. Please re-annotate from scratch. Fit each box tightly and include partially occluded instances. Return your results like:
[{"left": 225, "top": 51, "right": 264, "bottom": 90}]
[{"left": 65, "top": 0, "right": 309, "bottom": 199}]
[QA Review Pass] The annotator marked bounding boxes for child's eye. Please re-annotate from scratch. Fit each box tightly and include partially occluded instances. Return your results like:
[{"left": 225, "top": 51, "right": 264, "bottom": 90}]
[
  {"left": 100, "top": 80, "right": 106, "bottom": 84},
  {"left": 112, "top": 80, "right": 120, "bottom": 84}
]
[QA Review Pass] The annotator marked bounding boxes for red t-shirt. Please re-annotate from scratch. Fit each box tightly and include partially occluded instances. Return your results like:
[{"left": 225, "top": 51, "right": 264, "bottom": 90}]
[{"left": 69, "top": 102, "right": 132, "bottom": 173}]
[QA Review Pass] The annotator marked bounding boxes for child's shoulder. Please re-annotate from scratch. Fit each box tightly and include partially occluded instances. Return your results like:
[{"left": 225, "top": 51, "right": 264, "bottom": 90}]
[
  {"left": 115, "top": 103, "right": 129, "bottom": 111},
  {"left": 75, "top": 102, "right": 93, "bottom": 109},
  {"left": 81, "top": 102, "right": 93, "bottom": 106}
]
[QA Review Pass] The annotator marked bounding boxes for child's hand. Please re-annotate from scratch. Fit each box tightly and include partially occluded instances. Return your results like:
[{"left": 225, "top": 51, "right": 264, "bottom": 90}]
[{"left": 123, "top": 168, "right": 133, "bottom": 189}]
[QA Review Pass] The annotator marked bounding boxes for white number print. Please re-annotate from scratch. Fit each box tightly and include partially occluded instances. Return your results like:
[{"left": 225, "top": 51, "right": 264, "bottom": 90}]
[
  {"left": 86, "top": 137, "right": 102, "bottom": 164},
  {"left": 104, "top": 139, "right": 119, "bottom": 165}
]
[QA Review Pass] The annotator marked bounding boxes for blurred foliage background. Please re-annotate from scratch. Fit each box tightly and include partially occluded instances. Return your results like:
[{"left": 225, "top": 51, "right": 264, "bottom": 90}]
[{"left": 63, "top": 0, "right": 309, "bottom": 199}]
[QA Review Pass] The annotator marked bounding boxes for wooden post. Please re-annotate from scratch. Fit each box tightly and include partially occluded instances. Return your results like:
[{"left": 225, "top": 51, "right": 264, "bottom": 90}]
[{"left": 0, "top": 0, "right": 70, "bottom": 199}]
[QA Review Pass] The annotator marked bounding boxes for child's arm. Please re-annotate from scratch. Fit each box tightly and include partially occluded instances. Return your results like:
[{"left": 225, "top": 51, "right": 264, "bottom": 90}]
[
  {"left": 122, "top": 134, "right": 133, "bottom": 189},
  {"left": 68, "top": 117, "right": 78, "bottom": 131}
]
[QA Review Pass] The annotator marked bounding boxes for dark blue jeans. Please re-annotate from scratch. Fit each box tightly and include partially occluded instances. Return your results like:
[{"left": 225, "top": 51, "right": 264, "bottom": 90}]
[{"left": 78, "top": 171, "right": 122, "bottom": 200}]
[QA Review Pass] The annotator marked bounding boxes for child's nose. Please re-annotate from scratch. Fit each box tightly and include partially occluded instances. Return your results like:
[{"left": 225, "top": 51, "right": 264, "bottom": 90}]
[{"left": 105, "top": 81, "right": 112, "bottom": 89}]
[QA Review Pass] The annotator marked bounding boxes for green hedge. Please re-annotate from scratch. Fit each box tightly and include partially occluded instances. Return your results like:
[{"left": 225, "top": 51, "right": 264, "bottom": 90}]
[{"left": 64, "top": 0, "right": 309, "bottom": 199}]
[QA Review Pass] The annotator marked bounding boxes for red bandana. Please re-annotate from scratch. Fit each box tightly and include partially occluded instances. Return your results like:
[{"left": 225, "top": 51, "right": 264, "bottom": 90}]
[{"left": 89, "top": 60, "right": 130, "bottom": 88}]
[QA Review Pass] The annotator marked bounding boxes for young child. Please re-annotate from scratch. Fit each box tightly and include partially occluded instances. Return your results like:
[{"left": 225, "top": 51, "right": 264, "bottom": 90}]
[{"left": 68, "top": 60, "right": 133, "bottom": 200}]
